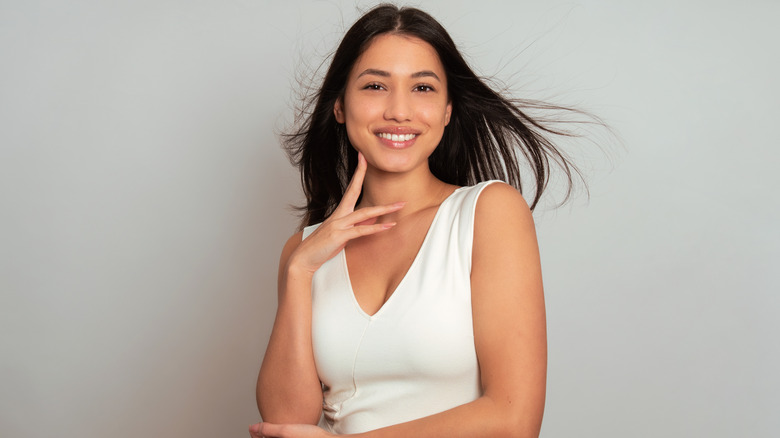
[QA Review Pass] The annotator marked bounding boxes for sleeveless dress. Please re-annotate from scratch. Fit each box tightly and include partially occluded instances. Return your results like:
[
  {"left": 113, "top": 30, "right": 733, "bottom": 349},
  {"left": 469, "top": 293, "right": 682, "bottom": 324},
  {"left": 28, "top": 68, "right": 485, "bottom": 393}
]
[{"left": 302, "top": 180, "right": 499, "bottom": 434}]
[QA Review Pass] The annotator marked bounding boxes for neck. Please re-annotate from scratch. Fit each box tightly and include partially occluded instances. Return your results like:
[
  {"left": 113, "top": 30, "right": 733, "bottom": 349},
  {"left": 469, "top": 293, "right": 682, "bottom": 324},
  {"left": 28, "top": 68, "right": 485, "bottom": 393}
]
[{"left": 358, "top": 165, "right": 452, "bottom": 220}]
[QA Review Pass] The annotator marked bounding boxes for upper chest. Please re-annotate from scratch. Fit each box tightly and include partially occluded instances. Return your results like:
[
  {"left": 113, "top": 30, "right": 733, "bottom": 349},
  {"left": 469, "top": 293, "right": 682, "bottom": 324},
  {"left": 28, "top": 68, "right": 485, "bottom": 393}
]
[{"left": 344, "top": 205, "right": 440, "bottom": 316}]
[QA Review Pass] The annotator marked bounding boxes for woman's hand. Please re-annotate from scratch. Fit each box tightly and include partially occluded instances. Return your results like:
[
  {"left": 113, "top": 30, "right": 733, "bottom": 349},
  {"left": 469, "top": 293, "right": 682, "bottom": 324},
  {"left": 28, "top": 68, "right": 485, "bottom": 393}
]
[
  {"left": 288, "top": 152, "right": 403, "bottom": 274},
  {"left": 249, "top": 422, "right": 335, "bottom": 438}
]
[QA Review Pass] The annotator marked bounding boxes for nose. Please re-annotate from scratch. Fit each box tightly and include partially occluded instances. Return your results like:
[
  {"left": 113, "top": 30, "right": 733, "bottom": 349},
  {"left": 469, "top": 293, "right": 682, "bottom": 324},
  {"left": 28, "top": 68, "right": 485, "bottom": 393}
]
[{"left": 383, "top": 90, "right": 412, "bottom": 122}]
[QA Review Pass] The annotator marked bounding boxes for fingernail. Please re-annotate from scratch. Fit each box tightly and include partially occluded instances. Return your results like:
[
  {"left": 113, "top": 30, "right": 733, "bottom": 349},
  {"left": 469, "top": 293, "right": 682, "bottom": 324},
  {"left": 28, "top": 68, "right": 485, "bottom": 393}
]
[
  {"left": 393, "top": 201, "right": 406, "bottom": 208},
  {"left": 382, "top": 222, "right": 397, "bottom": 229}
]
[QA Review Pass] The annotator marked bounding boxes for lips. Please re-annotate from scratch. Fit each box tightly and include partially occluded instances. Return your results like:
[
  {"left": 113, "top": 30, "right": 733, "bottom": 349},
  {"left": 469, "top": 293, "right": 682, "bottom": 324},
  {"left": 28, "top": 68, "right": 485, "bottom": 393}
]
[
  {"left": 377, "top": 132, "right": 417, "bottom": 142},
  {"left": 374, "top": 131, "right": 419, "bottom": 149},
  {"left": 374, "top": 126, "right": 421, "bottom": 148}
]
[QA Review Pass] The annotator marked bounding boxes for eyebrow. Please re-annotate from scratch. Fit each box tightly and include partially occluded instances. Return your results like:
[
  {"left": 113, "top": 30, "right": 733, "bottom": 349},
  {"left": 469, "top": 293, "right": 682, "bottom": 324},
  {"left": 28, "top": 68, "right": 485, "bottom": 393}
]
[{"left": 356, "top": 68, "right": 441, "bottom": 82}]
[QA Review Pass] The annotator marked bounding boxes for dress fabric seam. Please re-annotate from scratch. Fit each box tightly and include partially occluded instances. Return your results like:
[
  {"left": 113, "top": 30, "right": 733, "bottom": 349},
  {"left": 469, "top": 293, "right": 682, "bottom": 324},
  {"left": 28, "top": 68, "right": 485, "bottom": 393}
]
[{"left": 333, "top": 318, "right": 372, "bottom": 422}]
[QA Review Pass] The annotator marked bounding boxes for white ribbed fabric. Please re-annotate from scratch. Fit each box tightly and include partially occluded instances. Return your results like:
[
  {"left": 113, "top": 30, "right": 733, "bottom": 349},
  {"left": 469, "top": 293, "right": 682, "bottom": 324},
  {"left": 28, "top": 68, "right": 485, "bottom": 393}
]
[{"left": 302, "top": 181, "right": 498, "bottom": 434}]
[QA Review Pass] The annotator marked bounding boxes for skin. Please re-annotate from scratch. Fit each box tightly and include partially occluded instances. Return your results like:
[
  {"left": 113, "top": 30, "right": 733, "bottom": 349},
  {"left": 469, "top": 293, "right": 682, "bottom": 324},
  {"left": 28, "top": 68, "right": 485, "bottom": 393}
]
[{"left": 254, "top": 34, "right": 547, "bottom": 438}]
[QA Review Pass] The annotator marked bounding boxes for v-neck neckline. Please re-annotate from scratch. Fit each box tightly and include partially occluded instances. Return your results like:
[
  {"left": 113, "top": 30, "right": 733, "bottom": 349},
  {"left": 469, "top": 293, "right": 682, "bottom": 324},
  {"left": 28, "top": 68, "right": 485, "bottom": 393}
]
[{"left": 342, "top": 186, "right": 465, "bottom": 319}]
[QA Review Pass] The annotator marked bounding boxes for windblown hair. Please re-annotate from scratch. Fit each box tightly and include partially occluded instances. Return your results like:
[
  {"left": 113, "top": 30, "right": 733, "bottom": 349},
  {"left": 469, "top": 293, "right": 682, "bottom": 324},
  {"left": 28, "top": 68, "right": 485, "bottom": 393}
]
[{"left": 284, "top": 4, "right": 586, "bottom": 227}]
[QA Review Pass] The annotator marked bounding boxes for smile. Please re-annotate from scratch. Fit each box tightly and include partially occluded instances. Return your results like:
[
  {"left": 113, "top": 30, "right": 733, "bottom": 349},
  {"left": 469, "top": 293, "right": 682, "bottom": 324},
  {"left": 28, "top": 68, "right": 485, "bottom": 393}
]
[{"left": 377, "top": 133, "right": 417, "bottom": 142}]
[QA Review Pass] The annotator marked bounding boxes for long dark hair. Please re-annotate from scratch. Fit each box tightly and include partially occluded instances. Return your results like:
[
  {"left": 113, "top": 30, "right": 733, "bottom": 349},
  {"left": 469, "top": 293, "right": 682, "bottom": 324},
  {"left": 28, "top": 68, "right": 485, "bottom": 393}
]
[{"left": 284, "top": 3, "right": 586, "bottom": 227}]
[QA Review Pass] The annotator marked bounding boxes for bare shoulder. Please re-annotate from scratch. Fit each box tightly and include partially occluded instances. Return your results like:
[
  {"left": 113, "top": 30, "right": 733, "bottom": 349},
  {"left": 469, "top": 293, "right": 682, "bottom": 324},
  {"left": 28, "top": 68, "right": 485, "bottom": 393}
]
[
  {"left": 279, "top": 230, "right": 304, "bottom": 267},
  {"left": 474, "top": 181, "right": 534, "bottom": 235},
  {"left": 472, "top": 181, "right": 539, "bottom": 276}
]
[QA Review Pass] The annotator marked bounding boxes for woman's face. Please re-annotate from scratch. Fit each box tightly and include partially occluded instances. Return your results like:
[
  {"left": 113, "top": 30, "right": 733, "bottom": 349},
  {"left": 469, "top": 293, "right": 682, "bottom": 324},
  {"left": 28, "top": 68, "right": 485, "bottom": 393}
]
[{"left": 335, "top": 34, "right": 452, "bottom": 175}]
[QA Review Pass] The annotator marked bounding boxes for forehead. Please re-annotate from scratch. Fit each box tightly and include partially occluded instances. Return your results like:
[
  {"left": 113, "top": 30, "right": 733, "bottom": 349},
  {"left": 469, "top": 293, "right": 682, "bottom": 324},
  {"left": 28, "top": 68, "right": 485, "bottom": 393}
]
[{"left": 351, "top": 34, "right": 446, "bottom": 78}]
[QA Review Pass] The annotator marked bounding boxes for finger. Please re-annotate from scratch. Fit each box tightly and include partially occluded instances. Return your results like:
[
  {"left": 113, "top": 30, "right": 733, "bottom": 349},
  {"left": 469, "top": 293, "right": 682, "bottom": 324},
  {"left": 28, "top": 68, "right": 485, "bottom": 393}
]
[
  {"left": 347, "top": 221, "right": 397, "bottom": 239},
  {"left": 257, "top": 422, "right": 284, "bottom": 437},
  {"left": 334, "top": 152, "right": 367, "bottom": 215},
  {"left": 336, "top": 202, "right": 405, "bottom": 227},
  {"left": 248, "top": 423, "right": 263, "bottom": 437},
  {"left": 339, "top": 151, "right": 366, "bottom": 213},
  {"left": 355, "top": 216, "right": 377, "bottom": 227}
]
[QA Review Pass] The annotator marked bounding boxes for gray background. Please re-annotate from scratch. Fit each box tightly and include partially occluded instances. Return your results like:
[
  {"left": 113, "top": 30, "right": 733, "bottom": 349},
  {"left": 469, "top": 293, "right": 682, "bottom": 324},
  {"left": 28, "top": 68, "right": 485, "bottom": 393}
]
[{"left": 1, "top": 1, "right": 777, "bottom": 437}]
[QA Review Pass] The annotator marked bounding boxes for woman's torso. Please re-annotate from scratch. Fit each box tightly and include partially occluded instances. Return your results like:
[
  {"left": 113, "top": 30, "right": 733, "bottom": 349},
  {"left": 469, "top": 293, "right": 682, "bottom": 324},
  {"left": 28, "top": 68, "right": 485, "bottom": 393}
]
[{"left": 303, "top": 180, "right": 498, "bottom": 434}]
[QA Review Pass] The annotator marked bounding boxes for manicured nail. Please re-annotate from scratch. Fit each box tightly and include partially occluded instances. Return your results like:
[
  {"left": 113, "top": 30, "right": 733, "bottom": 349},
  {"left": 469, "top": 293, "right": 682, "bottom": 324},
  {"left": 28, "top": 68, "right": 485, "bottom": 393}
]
[{"left": 382, "top": 222, "right": 397, "bottom": 229}]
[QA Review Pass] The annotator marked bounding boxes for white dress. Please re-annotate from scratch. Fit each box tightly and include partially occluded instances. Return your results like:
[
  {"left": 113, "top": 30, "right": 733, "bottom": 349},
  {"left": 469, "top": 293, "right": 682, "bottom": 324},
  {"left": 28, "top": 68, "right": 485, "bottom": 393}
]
[{"left": 302, "top": 181, "right": 498, "bottom": 434}]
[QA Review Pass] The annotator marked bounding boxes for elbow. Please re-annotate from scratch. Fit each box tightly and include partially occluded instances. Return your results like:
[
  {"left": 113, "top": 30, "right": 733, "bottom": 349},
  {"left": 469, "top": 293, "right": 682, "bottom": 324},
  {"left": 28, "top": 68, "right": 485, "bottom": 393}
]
[
  {"left": 491, "top": 416, "right": 542, "bottom": 438},
  {"left": 502, "top": 410, "right": 544, "bottom": 438},
  {"left": 257, "top": 394, "right": 322, "bottom": 425},
  {"left": 256, "top": 379, "right": 322, "bottom": 425},
  {"left": 484, "top": 397, "right": 544, "bottom": 438},
  {"left": 257, "top": 403, "right": 322, "bottom": 426},
  {"left": 502, "top": 421, "right": 542, "bottom": 438}
]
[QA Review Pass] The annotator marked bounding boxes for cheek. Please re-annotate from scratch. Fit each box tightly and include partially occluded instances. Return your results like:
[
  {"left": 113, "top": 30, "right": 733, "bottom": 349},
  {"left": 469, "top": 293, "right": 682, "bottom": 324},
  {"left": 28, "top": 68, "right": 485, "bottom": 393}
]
[
  {"left": 344, "top": 90, "right": 378, "bottom": 111},
  {"left": 343, "top": 100, "right": 380, "bottom": 132},
  {"left": 420, "top": 102, "right": 451, "bottom": 126},
  {"left": 342, "top": 108, "right": 375, "bottom": 147}
]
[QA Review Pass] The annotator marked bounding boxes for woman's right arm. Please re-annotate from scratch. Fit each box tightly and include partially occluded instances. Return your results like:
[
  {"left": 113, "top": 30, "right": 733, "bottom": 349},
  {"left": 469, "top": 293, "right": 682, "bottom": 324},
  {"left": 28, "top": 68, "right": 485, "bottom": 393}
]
[
  {"left": 256, "top": 231, "right": 322, "bottom": 424},
  {"left": 256, "top": 153, "right": 404, "bottom": 424}
]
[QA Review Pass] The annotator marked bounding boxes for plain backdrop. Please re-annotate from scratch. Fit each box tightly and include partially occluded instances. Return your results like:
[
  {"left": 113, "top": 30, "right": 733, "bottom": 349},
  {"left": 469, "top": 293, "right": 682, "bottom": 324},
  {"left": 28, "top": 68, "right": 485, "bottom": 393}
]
[{"left": 1, "top": 1, "right": 778, "bottom": 437}]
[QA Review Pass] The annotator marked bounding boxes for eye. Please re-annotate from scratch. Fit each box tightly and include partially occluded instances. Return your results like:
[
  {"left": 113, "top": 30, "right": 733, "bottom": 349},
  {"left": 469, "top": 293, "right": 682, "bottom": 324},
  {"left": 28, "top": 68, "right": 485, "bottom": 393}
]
[
  {"left": 414, "top": 84, "right": 435, "bottom": 93},
  {"left": 363, "top": 83, "right": 385, "bottom": 91}
]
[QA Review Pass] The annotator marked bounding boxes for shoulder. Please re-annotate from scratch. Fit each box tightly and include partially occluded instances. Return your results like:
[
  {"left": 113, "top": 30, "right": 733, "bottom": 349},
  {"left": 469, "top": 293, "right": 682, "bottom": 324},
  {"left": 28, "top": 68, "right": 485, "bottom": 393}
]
[
  {"left": 474, "top": 181, "right": 534, "bottom": 234},
  {"left": 471, "top": 182, "right": 538, "bottom": 269},
  {"left": 279, "top": 230, "right": 304, "bottom": 267},
  {"left": 474, "top": 180, "right": 528, "bottom": 207}
]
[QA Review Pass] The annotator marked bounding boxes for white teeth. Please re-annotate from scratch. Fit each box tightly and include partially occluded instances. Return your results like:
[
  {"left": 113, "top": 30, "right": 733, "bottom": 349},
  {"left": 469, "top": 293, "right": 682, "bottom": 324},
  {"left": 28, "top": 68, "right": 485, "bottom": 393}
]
[{"left": 379, "top": 133, "right": 416, "bottom": 142}]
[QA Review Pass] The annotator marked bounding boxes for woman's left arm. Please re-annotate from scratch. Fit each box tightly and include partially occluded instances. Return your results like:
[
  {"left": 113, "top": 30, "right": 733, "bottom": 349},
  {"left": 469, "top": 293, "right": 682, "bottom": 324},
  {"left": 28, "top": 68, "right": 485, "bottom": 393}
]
[{"left": 251, "top": 183, "right": 546, "bottom": 438}]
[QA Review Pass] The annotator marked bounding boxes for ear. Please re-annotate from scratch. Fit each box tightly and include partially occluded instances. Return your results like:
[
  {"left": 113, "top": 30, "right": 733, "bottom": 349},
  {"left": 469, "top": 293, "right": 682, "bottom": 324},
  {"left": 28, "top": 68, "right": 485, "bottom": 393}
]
[
  {"left": 334, "top": 99, "right": 345, "bottom": 124},
  {"left": 444, "top": 101, "right": 452, "bottom": 126}
]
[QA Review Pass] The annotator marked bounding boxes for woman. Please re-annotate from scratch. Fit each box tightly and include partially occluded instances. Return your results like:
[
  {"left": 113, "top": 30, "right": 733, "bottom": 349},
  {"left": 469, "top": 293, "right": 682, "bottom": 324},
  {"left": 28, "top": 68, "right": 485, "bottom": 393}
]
[{"left": 252, "top": 4, "right": 579, "bottom": 437}]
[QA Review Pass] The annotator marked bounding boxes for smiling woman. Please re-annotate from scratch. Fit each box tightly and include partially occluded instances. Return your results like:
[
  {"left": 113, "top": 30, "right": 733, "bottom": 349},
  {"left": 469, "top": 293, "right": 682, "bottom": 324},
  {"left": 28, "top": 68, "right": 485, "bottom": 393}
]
[
  {"left": 252, "top": 4, "right": 582, "bottom": 438},
  {"left": 335, "top": 34, "right": 452, "bottom": 175}
]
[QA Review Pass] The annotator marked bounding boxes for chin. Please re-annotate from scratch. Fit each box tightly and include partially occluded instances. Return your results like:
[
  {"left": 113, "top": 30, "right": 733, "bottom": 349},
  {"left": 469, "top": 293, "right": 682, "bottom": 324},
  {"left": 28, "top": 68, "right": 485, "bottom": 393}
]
[
  {"left": 377, "top": 161, "right": 429, "bottom": 176},
  {"left": 358, "top": 144, "right": 436, "bottom": 175}
]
